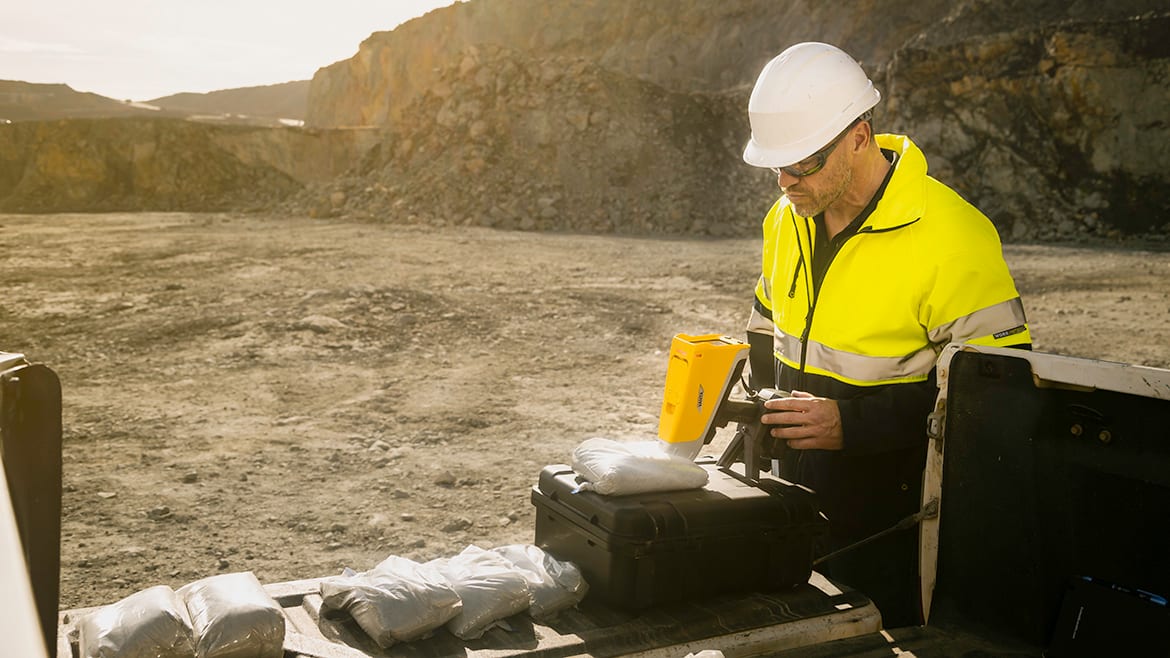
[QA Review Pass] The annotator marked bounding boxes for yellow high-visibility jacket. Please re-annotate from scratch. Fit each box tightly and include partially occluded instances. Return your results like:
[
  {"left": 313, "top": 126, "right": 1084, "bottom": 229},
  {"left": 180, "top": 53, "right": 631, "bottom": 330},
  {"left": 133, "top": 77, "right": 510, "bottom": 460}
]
[
  {"left": 748, "top": 134, "right": 1030, "bottom": 390},
  {"left": 745, "top": 133, "right": 1030, "bottom": 551}
]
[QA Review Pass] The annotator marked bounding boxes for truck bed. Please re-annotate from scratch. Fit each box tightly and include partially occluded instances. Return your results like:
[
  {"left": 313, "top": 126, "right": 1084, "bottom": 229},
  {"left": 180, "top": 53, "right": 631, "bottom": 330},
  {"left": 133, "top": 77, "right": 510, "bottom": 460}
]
[{"left": 56, "top": 571, "right": 879, "bottom": 658}]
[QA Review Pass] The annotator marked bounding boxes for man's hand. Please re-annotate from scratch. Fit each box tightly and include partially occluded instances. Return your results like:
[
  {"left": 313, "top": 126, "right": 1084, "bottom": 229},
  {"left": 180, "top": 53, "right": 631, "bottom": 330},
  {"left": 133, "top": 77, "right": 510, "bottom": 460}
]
[{"left": 761, "top": 390, "right": 844, "bottom": 451}]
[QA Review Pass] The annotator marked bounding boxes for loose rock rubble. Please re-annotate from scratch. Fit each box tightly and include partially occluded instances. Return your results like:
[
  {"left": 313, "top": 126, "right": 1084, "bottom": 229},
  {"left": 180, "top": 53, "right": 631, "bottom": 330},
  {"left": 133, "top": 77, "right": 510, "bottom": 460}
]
[{"left": 284, "top": 45, "right": 776, "bottom": 238}]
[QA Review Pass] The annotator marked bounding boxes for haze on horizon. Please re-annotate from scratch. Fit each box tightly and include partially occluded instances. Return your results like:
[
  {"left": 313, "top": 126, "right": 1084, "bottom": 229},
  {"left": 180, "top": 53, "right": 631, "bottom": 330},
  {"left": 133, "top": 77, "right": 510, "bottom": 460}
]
[{"left": 0, "top": 0, "right": 461, "bottom": 102}]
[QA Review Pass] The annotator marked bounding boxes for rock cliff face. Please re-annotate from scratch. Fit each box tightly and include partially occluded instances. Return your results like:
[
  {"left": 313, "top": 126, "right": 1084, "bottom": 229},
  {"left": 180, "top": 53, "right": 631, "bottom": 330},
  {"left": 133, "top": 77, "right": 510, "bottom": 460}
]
[
  {"left": 881, "top": 6, "right": 1170, "bottom": 238},
  {"left": 302, "top": 0, "right": 1170, "bottom": 240},
  {"left": 295, "top": 46, "right": 773, "bottom": 234},
  {"left": 0, "top": 119, "right": 378, "bottom": 213},
  {"left": 305, "top": 0, "right": 950, "bottom": 128}
]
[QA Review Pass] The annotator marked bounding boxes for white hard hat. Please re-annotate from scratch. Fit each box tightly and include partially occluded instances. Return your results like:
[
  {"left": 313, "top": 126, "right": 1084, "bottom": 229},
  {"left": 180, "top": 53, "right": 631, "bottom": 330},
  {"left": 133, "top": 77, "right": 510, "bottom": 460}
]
[{"left": 743, "top": 42, "right": 881, "bottom": 168}]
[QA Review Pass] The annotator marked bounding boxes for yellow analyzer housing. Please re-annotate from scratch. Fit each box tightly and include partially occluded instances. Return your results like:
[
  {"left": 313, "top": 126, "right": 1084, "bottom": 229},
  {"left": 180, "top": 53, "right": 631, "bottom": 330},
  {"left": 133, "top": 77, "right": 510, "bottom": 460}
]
[{"left": 657, "top": 333, "right": 749, "bottom": 459}]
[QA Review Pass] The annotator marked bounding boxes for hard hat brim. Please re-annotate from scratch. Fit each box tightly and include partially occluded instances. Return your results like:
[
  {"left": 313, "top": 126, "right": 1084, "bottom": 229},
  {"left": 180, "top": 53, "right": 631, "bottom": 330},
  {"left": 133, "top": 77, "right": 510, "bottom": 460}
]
[
  {"left": 742, "top": 85, "right": 881, "bottom": 169},
  {"left": 742, "top": 136, "right": 820, "bottom": 169}
]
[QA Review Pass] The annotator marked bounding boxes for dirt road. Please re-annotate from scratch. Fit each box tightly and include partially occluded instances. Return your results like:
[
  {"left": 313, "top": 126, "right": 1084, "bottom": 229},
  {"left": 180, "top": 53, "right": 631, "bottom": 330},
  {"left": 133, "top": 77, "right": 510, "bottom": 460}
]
[{"left": 0, "top": 212, "right": 1167, "bottom": 608}]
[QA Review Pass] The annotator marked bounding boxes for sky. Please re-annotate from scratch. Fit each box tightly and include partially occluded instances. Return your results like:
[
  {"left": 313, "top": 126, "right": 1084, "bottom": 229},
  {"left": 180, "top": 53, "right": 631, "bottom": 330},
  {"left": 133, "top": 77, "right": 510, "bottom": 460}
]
[{"left": 0, "top": 0, "right": 461, "bottom": 101}]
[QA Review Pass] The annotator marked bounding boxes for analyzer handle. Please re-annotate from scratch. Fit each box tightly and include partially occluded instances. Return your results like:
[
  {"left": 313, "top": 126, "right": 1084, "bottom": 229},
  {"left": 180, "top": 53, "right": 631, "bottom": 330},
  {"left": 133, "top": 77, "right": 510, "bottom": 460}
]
[{"left": 715, "top": 387, "right": 790, "bottom": 482}]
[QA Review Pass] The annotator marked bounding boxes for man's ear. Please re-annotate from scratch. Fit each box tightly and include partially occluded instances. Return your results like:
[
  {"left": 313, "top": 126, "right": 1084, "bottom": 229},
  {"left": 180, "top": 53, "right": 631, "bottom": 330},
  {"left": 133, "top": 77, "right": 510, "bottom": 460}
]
[{"left": 852, "top": 121, "right": 873, "bottom": 152}]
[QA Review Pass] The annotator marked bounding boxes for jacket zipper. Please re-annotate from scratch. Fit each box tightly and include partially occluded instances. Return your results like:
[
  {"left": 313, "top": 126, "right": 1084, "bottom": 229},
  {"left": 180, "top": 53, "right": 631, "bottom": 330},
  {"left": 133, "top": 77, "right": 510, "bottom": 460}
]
[
  {"left": 795, "top": 223, "right": 875, "bottom": 388},
  {"left": 787, "top": 254, "right": 804, "bottom": 299},
  {"left": 790, "top": 217, "right": 919, "bottom": 389}
]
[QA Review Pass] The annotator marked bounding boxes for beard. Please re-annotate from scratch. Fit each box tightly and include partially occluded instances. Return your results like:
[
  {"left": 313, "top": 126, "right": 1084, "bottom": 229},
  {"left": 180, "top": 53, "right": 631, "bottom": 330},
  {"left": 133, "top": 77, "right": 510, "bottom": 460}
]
[{"left": 782, "top": 159, "right": 852, "bottom": 218}]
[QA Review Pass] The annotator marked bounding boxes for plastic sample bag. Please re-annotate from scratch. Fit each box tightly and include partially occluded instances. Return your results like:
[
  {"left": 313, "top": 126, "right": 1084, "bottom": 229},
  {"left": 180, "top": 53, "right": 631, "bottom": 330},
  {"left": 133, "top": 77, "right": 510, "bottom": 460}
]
[
  {"left": 490, "top": 543, "right": 588, "bottom": 618},
  {"left": 178, "top": 571, "right": 284, "bottom": 658},
  {"left": 429, "top": 545, "right": 532, "bottom": 640},
  {"left": 319, "top": 555, "right": 462, "bottom": 648},
  {"left": 571, "top": 437, "right": 709, "bottom": 495},
  {"left": 78, "top": 585, "right": 196, "bottom": 658}
]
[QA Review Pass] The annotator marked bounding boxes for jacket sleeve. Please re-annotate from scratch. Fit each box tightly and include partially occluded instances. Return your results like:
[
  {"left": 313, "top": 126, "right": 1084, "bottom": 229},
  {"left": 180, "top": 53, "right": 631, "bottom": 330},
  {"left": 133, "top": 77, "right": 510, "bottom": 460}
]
[
  {"left": 747, "top": 208, "right": 782, "bottom": 390},
  {"left": 747, "top": 275, "right": 776, "bottom": 389},
  {"left": 840, "top": 203, "right": 1030, "bottom": 455},
  {"left": 921, "top": 199, "right": 1032, "bottom": 350}
]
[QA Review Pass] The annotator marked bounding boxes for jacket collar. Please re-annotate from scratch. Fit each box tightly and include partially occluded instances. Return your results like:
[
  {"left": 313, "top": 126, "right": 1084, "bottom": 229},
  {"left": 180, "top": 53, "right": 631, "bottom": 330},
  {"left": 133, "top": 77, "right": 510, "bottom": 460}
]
[{"left": 867, "top": 133, "right": 927, "bottom": 231}]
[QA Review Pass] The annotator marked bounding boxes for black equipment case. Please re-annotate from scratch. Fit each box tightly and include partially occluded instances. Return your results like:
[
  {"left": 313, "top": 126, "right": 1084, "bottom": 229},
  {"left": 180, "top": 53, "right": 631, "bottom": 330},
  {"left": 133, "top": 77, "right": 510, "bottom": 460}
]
[{"left": 531, "top": 459, "right": 827, "bottom": 610}]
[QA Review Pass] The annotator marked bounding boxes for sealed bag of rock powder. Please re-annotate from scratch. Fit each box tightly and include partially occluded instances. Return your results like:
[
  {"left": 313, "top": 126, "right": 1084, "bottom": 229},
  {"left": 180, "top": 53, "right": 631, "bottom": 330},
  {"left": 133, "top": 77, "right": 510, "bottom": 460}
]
[
  {"left": 178, "top": 571, "right": 284, "bottom": 658},
  {"left": 78, "top": 585, "right": 196, "bottom": 658},
  {"left": 491, "top": 543, "right": 589, "bottom": 618},
  {"left": 319, "top": 555, "right": 462, "bottom": 648},
  {"left": 430, "top": 545, "right": 532, "bottom": 640},
  {"left": 570, "top": 437, "right": 709, "bottom": 495}
]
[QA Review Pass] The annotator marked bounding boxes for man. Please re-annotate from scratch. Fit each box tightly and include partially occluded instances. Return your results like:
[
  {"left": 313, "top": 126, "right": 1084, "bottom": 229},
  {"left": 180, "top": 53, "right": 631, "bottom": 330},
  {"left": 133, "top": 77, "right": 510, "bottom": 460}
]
[{"left": 741, "top": 42, "right": 1031, "bottom": 628}]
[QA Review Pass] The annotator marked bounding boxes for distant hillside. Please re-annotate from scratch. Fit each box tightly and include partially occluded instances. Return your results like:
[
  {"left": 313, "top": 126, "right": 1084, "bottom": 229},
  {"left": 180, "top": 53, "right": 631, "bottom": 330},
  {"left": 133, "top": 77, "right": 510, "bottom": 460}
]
[
  {"left": 148, "top": 81, "right": 309, "bottom": 122},
  {"left": 0, "top": 79, "right": 308, "bottom": 125},
  {"left": 0, "top": 80, "right": 179, "bottom": 122}
]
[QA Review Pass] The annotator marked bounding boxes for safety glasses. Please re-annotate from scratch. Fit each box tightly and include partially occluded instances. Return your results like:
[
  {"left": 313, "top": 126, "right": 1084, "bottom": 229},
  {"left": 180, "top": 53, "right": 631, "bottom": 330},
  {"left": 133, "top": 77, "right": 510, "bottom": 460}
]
[{"left": 770, "top": 111, "right": 872, "bottom": 178}]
